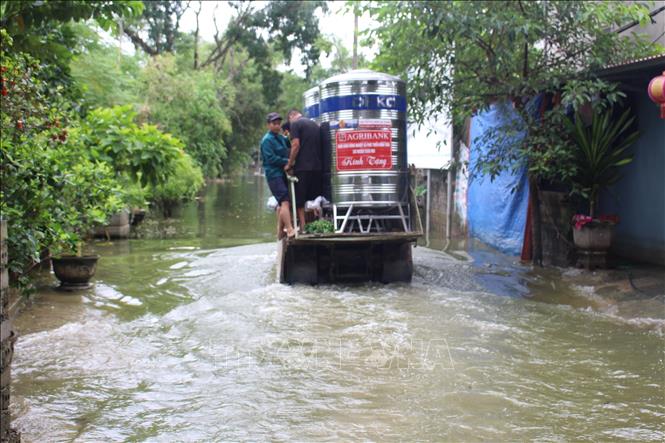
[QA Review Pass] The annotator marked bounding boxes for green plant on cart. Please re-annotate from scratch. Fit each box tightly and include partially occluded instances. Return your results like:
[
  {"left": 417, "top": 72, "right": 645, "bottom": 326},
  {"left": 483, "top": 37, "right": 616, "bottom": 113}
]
[{"left": 304, "top": 219, "right": 334, "bottom": 234}]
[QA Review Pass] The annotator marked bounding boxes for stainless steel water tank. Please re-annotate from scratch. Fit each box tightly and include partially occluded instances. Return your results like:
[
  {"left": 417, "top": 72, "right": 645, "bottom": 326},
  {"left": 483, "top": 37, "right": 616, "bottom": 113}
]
[
  {"left": 318, "top": 69, "right": 408, "bottom": 207},
  {"left": 303, "top": 86, "right": 320, "bottom": 122}
]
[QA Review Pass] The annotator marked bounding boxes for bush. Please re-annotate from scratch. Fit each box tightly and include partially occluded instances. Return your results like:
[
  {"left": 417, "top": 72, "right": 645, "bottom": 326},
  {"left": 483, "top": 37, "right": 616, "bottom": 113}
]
[
  {"left": 79, "top": 105, "right": 183, "bottom": 187},
  {"left": 149, "top": 153, "right": 204, "bottom": 207},
  {"left": 140, "top": 55, "right": 232, "bottom": 177},
  {"left": 78, "top": 104, "right": 205, "bottom": 208},
  {"left": 0, "top": 39, "right": 124, "bottom": 282},
  {"left": 304, "top": 219, "right": 334, "bottom": 234}
]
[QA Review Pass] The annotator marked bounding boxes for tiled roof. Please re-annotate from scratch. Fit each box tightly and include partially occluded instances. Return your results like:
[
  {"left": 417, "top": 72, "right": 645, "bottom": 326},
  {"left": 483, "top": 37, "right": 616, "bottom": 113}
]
[{"left": 601, "top": 53, "right": 665, "bottom": 70}]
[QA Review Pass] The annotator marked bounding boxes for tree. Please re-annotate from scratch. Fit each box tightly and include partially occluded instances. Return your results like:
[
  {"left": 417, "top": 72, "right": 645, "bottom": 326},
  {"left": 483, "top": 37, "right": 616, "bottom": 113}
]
[
  {"left": 310, "top": 34, "right": 369, "bottom": 83},
  {"left": 275, "top": 72, "right": 311, "bottom": 115},
  {"left": 139, "top": 55, "right": 233, "bottom": 178},
  {"left": 364, "top": 0, "right": 662, "bottom": 265},
  {"left": 0, "top": 0, "right": 142, "bottom": 87},
  {"left": 197, "top": 1, "right": 326, "bottom": 74},
  {"left": 70, "top": 23, "right": 143, "bottom": 110},
  {"left": 186, "top": 1, "right": 327, "bottom": 105},
  {"left": 0, "top": 33, "right": 124, "bottom": 284},
  {"left": 122, "top": 0, "right": 190, "bottom": 55}
]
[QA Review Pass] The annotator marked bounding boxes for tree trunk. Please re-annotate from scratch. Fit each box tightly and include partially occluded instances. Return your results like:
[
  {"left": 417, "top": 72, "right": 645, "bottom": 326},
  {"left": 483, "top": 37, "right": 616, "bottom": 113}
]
[
  {"left": 352, "top": 13, "right": 359, "bottom": 69},
  {"left": 528, "top": 173, "right": 543, "bottom": 266},
  {"left": 193, "top": 1, "right": 202, "bottom": 69}
]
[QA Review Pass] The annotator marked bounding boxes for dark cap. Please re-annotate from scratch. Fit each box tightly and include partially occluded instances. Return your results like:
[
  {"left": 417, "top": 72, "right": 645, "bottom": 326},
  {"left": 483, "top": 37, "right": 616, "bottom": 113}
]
[{"left": 266, "top": 112, "right": 282, "bottom": 123}]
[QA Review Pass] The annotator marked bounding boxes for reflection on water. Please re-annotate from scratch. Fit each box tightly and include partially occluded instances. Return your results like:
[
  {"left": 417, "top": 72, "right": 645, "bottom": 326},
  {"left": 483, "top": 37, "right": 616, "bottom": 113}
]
[{"left": 11, "top": 179, "right": 665, "bottom": 442}]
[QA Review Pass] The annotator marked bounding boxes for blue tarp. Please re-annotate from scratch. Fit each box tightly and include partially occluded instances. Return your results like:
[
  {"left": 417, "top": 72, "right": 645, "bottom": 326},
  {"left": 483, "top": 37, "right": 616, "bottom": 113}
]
[{"left": 467, "top": 102, "right": 530, "bottom": 256}]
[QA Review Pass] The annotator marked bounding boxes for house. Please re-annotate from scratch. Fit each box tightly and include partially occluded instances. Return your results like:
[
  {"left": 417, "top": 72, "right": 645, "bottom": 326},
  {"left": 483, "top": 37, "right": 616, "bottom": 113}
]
[
  {"left": 597, "top": 54, "right": 665, "bottom": 265},
  {"left": 414, "top": 4, "right": 665, "bottom": 264}
]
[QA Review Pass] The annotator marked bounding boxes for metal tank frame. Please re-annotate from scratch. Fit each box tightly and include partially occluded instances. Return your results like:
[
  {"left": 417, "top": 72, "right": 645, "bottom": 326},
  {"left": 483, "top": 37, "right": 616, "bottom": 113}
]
[
  {"left": 317, "top": 69, "right": 410, "bottom": 233},
  {"left": 303, "top": 86, "right": 320, "bottom": 122}
]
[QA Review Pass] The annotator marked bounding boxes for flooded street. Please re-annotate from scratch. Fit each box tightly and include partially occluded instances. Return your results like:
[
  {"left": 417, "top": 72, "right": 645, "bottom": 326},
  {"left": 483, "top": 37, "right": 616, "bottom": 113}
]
[{"left": 11, "top": 178, "right": 665, "bottom": 442}]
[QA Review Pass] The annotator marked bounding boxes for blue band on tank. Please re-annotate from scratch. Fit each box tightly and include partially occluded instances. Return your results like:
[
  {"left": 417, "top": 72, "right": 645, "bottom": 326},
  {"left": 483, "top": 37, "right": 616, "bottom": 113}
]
[
  {"left": 320, "top": 95, "right": 406, "bottom": 114},
  {"left": 304, "top": 104, "right": 320, "bottom": 118}
]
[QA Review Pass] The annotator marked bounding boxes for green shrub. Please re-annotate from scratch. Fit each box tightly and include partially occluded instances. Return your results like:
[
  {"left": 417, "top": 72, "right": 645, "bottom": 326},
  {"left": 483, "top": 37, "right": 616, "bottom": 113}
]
[
  {"left": 304, "top": 219, "right": 335, "bottom": 234},
  {"left": 0, "top": 38, "right": 124, "bottom": 281},
  {"left": 77, "top": 104, "right": 204, "bottom": 207},
  {"left": 140, "top": 55, "right": 232, "bottom": 177},
  {"left": 149, "top": 153, "right": 204, "bottom": 207},
  {"left": 79, "top": 105, "right": 183, "bottom": 187},
  {"left": 70, "top": 25, "right": 143, "bottom": 109}
]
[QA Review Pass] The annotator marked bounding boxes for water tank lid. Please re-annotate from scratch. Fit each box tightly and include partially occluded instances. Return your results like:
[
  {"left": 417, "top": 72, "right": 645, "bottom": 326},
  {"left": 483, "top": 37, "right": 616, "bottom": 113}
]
[
  {"left": 304, "top": 86, "right": 319, "bottom": 96},
  {"left": 320, "top": 69, "right": 404, "bottom": 86}
]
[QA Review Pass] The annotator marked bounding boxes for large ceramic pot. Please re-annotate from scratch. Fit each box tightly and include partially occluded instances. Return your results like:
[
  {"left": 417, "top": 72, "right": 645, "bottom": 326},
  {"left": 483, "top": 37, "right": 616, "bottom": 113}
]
[
  {"left": 573, "top": 223, "right": 614, "bottom": 250},
  {"left": 573, "top": 223, "right": 615, "bottom": 268},
  {"left": 52, "top": 255, "right": 99, "bottom": 290},
  {"left": 94, "top": 209, "right": 130, "bottom": 239}
]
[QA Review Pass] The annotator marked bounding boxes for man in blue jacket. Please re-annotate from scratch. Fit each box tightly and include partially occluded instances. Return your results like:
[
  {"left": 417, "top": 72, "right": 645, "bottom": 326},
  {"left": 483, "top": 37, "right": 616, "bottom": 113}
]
[{"left": 261, "top": 112, "right": 295, "bottom": 238}]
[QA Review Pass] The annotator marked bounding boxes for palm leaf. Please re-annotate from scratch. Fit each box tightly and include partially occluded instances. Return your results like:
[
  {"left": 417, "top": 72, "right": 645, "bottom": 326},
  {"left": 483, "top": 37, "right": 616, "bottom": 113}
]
[{"left": 567, "top": 106, "right": 640, "bottom": 215}]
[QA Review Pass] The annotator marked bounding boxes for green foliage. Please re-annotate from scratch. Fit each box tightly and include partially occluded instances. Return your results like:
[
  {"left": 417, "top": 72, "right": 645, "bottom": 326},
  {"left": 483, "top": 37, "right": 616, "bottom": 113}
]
[
  {"left": 275, "top": 72, "right": 309, "bottom": 119},
  {"left": 0, "top": 0, "right": 143, "bottom": 90},
  {"left": 122, "top": 1, "right": 188, "bottom": 55},
  {"left": 304, "top": 219, "right": 335, "bottom": 234},
  {"left": 364, "top": 0, "right": 660, "bottom": 183},
  {"left": 565, "top": 107, "right": 640, "bottom": 218},
  {"left": 140, "top": 55, "right": 232, "bottom": 177},
  {"left": 0, "top": 0, "right": 143, "bottom": 32},
  {"left": 149, "top": 154, "right": 204, "bottom": 207},
  {"left": 121, "top": 180, "right": 150, "bottom": 210},
  {"left": 70, "top": 25, "right": 143, "bottom": 109},
  {"left": 77, "top": 104, "right": 204, "bottom": 207},
  {"left": 215, "top": 47, "right": 268, "bottom": 170},
  {"left": 0, "top": 40, "right": 124, "bottom": 281},
  {"left": 310, "top": 34, "right": 369, "bottom": 83},
  {"left": 254, "top": 1, "right": 328, "bottom": 78},
  {"left": 78, "top": 105, "right": 183, "bottom": 187},
  {"left": 217, "top": 1, "right": 327, "bottom": 78}
]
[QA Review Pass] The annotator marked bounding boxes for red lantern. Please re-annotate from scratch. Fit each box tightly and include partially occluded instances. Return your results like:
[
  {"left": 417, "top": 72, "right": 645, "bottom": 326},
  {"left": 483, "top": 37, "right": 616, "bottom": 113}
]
[{"left": 647, "top": 70, "right": 665, "bottom": 119}]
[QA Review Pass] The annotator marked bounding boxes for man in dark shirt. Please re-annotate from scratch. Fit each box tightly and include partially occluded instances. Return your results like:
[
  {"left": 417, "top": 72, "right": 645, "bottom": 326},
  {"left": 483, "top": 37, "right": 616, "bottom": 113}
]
[
  {"left": 261, "top": 112, "right": 295, "bottom": 238},
  {"left": 285, "top": 109, "right": 322, "bottom": 229}
]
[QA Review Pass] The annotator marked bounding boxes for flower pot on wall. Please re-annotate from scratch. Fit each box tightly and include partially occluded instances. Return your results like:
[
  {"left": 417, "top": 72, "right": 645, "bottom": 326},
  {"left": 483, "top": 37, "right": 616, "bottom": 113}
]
[
  {"left": 52, "top": 255, "right": 99, "bottom": 290},
  {"left": 573, "top": 223, "right": 615, "bottom": 269},
  {"left": 94, "top": 209, "right": 130, "bottom": 239},
  {"left": 573, "top": 223, "right": 614, "bottom": 250}
]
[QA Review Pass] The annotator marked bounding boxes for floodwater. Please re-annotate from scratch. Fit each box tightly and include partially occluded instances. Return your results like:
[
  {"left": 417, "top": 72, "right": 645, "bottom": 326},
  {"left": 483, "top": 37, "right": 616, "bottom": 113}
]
[{"left": 11, "top": 176, "right": 665, "bottom": 442}]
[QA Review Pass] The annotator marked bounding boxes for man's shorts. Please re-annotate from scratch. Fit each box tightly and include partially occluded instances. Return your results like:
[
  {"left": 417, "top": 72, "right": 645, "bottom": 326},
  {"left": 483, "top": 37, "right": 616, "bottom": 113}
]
[
  {"left": 267, "top": 176, "right": 289, "bottom": 204},
  {"left": 294, "top": 170, "right": 322, "bottom": 208}
]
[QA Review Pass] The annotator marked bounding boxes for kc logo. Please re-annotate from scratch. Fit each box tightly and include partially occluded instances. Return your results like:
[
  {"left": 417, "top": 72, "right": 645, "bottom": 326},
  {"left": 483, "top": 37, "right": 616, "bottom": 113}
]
[
  {"left": 377, "top": 96, "right": 396, "bottom": 108},
  {"left": 350, "top": 95, "right": 397, "bottom": 109}
]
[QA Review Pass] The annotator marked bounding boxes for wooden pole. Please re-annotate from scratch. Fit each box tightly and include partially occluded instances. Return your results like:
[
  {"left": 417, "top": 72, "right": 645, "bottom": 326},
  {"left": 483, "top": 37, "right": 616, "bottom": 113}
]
[{"left": 1, "top": 218, "right": 19, "bottom": 441}]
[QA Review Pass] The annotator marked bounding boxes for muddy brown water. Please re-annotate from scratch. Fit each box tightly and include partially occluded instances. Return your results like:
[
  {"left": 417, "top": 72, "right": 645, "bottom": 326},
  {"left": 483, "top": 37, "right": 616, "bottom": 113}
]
[{"left": 11, "top": 177, "right": 665, "bottom": 442}]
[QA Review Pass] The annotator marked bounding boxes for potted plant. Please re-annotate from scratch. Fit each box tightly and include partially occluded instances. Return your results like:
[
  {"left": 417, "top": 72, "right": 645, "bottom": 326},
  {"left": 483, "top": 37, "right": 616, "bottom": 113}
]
[
  {"left": 51, "top": 210, "right": 109, "bottom": 290},
  {"left": 51, "top": 237, "right": 100, "bottom": 291},
  {"left": 565, "top": 106, "right": 639, "bottom": 268},
  {"left": 49, "top": 155, "right": 124, "bottom": 290}
]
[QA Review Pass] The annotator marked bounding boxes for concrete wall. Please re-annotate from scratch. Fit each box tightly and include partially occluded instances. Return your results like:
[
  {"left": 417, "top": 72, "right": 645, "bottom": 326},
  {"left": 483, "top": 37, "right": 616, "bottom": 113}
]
[
  {"left": 600, "top": 91, "right": 665, "bottom": 265},
  {"left": 413, "top": 162, "right": 470, "bottom": 250}
]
